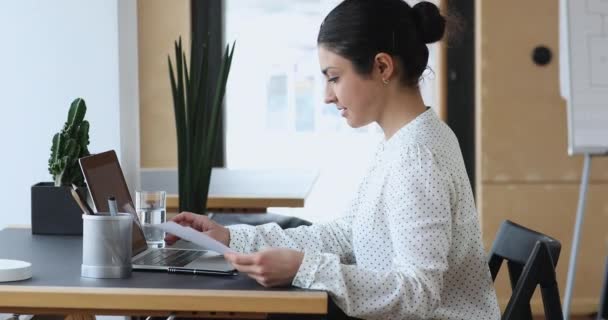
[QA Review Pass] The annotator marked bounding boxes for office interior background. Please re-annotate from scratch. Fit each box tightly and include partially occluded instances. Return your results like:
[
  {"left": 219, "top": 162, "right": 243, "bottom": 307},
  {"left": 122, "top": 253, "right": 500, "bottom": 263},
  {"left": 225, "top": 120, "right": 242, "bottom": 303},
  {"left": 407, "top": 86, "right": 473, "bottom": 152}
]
[{"left": 1, "top": 0, "right": 608, "bottom": 317}]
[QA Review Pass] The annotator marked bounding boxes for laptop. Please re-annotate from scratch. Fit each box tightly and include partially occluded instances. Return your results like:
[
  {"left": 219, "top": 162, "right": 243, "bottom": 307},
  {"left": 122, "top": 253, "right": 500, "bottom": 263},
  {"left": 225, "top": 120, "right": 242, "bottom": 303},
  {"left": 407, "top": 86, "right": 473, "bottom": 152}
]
[{"left": 78, "top": 150, "right": 236, "bottom": 276}]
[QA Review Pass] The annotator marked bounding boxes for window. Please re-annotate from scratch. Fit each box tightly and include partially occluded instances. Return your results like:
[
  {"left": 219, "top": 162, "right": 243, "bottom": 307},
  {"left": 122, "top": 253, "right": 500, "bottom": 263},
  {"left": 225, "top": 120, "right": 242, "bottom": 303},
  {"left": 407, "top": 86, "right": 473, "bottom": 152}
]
[{"left": 225, "top": 0, "right": 439, "bottom": 223}]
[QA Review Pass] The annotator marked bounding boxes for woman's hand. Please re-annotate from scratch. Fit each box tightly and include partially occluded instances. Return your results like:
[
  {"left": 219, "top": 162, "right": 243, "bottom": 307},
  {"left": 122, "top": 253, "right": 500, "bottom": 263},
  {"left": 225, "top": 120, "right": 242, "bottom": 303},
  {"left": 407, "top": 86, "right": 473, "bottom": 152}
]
[
  {"left": 164, "top": 211, "right": 230, "bottom": 246},
  {"left": 224, "top": 248, "right": 305, "bottom": 287}
]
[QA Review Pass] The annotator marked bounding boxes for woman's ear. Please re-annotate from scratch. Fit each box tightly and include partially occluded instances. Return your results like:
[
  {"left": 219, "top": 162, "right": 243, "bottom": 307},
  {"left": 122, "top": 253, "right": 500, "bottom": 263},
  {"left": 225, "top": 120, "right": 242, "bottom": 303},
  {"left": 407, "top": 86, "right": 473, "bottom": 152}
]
[{"left": 374, "top": 53, "right": 395, "bottom": 83}]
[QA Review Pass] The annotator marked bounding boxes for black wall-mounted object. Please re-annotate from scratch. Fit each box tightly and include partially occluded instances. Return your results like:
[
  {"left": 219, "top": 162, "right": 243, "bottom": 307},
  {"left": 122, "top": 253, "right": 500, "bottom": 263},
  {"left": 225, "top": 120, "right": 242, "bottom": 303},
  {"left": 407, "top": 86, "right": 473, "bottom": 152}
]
[
  {"left": 446, "top": 1, "right": 476, "bottom": 195},
  {"left": 31, "top": 182, "right": 85, "bottom": 235},
  {"left": 191, "top": 0, "right": 225, "bottom": 167},
  {"left": 532, "top": 46, "right": 552, "bottom": 66}
]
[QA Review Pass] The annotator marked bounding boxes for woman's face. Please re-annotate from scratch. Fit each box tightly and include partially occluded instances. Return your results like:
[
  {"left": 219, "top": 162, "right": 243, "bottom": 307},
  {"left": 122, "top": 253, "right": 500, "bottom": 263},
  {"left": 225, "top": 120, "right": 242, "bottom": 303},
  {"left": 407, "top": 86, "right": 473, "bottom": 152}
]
[{"left": 318, "top": 46, "right": 385, "bottom": 128}]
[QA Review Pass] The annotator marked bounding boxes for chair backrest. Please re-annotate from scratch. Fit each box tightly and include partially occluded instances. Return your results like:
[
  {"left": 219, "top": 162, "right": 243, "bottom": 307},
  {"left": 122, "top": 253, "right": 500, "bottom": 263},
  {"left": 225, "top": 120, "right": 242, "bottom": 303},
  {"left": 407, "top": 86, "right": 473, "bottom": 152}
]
[
  {"left": 598, "top": 257, "right": 608, "bottom": 320},
  {"left": 488, "top": 220, "right": 563, "bottom": 320}
]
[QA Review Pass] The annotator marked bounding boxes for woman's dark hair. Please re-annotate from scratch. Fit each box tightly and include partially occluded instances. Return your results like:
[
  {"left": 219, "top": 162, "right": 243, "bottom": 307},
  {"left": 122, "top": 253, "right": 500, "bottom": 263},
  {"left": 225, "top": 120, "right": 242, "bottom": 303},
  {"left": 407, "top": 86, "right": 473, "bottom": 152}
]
[{"left": 317, "top": 0, "right": 446, "bottom": 87}]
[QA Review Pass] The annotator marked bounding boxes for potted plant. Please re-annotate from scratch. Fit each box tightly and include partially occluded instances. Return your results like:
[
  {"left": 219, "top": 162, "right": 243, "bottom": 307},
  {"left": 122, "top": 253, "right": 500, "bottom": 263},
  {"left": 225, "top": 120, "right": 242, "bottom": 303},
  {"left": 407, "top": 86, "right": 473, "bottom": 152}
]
[
  {"left": 31, "top": 98, "right": 91, "bottom": 235},
  {"left": 168, "top": 35, "right": 235, "bottom": 214}
]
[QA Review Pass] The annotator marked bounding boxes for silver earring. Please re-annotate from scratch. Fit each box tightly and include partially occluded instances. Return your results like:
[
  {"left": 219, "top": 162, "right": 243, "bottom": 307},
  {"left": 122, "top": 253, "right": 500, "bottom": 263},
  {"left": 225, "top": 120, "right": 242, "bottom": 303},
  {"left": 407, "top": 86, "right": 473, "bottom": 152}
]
[{"left": 382, "top": 78, "right": 389, "bottom": 85}]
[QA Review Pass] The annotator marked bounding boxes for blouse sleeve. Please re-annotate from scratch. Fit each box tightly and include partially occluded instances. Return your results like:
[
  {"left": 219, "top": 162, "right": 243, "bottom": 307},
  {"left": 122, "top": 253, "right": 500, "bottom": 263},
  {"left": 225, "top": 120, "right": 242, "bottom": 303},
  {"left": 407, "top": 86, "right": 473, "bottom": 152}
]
[
  {"left": 227, "top": 214, "right": 355, "bottom": 264},
  {"left": 292, "top": 144, "right": 455, "bottom": 319}
]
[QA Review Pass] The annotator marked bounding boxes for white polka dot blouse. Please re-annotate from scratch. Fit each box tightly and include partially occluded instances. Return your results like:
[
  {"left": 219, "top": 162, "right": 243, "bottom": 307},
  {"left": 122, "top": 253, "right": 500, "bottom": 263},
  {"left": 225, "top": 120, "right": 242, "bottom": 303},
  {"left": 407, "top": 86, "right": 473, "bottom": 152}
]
[{"left": 228, "top": 109, "right": 501, "bottom": 320}]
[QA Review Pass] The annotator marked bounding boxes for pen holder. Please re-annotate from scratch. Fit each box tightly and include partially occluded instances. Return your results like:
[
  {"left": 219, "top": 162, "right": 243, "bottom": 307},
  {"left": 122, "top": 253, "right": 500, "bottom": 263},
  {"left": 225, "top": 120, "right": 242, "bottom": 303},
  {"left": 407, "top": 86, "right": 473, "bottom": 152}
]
[{"left": 81, "top": 213, "right": 132, "bottom": 278}]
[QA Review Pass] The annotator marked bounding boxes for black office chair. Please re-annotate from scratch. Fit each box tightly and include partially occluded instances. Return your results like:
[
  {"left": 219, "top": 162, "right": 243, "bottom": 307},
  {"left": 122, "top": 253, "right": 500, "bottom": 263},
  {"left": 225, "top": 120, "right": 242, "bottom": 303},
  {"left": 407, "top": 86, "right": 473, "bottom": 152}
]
[
  {"left": 488, "top": 220, "right": 563, "bottom": 320},
  {"left": 597, "top": 257, "right": 608, "bottom": 320}
]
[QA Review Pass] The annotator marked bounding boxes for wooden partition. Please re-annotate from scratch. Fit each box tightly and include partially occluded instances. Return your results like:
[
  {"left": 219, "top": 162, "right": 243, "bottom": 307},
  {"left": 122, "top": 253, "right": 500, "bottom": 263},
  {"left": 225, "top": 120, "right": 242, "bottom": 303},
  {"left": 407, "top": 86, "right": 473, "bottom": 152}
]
[
  {"left": 138, "top": 0, "right": 190, "bottom": 168},
  {"left": 476, "top": 0, "right": 608, "bottom": 314}
]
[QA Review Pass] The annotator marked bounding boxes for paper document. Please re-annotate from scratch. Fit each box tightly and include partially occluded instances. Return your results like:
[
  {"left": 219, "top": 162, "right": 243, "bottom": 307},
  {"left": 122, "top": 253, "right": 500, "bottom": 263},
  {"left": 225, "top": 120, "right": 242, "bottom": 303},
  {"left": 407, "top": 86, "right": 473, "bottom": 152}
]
[{"left": 154, "top": 221, "right": 234, "bottom": 255}]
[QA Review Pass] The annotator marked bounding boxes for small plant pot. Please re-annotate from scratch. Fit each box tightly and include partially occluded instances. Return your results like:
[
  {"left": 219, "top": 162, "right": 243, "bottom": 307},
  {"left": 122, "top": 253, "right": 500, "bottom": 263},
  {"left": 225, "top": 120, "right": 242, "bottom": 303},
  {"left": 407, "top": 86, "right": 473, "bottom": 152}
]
[{"left": 31, "top": 182, "right": 88, "bottom": 235}]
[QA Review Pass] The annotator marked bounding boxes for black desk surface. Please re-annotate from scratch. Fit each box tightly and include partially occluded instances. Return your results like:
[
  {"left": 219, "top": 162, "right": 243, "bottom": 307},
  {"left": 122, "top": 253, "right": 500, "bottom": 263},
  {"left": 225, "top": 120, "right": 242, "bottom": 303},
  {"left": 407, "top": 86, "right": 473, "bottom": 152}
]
[
  {"left": 0, "top": 228, "right": 296, "bottom": 291},
  {"left": 0, "top": 228, "right": 328, "bottom": 316}
]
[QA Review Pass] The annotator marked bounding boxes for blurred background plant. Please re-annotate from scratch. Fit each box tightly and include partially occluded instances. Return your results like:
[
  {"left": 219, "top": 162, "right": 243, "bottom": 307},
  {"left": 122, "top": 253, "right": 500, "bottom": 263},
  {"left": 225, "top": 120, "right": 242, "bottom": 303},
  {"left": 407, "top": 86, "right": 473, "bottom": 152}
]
[{"left": 168, "top": 35, "right": 235, "bottom": 214}]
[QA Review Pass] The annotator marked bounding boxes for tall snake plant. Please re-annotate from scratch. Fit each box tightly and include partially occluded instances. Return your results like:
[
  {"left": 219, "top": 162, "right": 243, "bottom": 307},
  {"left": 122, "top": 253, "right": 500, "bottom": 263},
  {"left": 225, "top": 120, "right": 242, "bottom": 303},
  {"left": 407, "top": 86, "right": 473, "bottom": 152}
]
[{"left": 168, "top": 35, "right": 235, "bottom": 214}]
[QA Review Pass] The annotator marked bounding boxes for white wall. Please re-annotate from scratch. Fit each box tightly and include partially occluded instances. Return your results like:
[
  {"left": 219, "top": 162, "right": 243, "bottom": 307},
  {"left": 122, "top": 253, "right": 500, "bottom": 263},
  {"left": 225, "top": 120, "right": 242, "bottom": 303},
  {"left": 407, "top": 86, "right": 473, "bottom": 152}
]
[{"left": 0, "top": 0, "right": 139, "bottom": 228}]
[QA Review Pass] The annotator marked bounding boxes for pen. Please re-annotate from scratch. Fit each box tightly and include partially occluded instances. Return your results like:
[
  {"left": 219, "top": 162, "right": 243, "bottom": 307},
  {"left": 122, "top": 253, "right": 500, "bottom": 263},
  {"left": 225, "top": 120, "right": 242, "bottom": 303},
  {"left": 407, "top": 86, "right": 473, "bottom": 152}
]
[
  {"left": 71, "top": 188, "right": 94, "bottom": 215},
  {"left": 72, "top": 185, "right": 95, "bottom": 214},
  {"left": 167, "top": 267, "right": 238, "bottom": 276},
  {"left": 108, "top": 196, "right": 118, "bottom": 216}
]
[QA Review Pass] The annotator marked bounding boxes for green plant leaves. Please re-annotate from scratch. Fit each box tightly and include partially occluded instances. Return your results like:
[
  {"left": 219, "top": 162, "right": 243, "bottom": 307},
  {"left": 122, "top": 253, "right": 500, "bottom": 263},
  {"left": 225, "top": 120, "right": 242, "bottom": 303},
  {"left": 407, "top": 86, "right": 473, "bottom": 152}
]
[
  {"left": 48, "top": 98, "right": 91, "bottom": 187},
  {"left": 168, "top": 35, "right": 235, "bottom": 214}
]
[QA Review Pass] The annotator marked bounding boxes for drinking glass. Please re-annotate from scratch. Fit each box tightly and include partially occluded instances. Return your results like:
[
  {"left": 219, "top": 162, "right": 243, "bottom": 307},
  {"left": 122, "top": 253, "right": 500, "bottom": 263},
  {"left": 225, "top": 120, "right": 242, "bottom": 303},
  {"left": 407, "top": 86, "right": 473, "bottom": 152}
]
[{"left": 135, "top": 190, "right": 166, "bottom": 248}]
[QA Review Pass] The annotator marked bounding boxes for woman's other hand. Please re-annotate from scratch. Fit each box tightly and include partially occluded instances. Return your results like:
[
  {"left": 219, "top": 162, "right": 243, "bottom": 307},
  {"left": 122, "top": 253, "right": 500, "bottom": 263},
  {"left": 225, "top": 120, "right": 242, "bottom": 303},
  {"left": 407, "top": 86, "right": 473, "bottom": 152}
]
[
  {"left": 164, "top": 211, "right": 230, "bottom": 246},
  {"left": 224, "top": 248, "right": 305, "bottom": 287}
]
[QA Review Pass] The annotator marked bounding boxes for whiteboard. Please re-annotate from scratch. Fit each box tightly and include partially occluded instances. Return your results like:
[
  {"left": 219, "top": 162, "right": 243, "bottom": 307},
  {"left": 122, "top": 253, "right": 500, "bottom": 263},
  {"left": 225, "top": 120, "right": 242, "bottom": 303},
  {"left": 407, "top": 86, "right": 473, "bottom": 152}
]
[{"left": 559, "top": 0, "right": 608, "bottom": 155}]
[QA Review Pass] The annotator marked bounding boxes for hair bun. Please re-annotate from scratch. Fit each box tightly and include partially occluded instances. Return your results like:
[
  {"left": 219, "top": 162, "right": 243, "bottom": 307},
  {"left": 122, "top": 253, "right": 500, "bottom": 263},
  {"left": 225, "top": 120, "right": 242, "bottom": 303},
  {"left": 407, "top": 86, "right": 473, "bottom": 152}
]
[{"left": 412, "top": 1, "right": 446, "bottom": 44}]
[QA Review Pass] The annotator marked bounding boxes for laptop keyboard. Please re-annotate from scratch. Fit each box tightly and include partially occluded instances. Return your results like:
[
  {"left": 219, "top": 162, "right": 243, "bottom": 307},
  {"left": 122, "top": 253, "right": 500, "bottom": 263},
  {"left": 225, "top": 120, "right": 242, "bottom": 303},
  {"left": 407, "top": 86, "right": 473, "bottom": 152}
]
[{"left": 133, "top": 249, "right": 205, "bottom": 267}]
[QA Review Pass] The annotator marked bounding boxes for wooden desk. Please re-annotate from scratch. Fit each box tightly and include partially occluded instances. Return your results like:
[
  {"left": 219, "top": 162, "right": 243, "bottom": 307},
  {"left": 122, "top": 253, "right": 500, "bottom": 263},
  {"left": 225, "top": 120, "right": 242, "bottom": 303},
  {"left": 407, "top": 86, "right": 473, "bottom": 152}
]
[
  {"left": 167, "top": 169, "right": 318, "bottom": 213},
  {"left": 0, "top": 228, "right": 327, "bottom": 319}
]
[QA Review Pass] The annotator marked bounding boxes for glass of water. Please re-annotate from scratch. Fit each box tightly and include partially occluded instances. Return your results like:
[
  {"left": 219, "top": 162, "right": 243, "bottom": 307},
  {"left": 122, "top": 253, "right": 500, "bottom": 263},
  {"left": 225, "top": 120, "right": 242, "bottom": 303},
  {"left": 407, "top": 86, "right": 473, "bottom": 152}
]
[{"left": 135, "top": 190, "right": 166, "bottom": 248}]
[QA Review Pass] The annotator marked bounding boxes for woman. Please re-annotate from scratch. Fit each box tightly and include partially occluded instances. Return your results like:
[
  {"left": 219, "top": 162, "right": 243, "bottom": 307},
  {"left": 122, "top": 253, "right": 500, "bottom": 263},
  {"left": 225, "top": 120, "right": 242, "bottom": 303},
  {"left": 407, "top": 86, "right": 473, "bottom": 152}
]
[{"left": 166, "top": 0, "right": 500, "bottom": 319}]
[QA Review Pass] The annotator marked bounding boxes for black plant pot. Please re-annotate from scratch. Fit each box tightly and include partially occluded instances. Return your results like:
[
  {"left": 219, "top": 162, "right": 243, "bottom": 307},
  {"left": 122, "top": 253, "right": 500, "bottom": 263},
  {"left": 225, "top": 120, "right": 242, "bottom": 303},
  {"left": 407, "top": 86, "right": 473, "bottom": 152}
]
[{"left": 31, "top": 182, "right": 88, "bottom": 235}]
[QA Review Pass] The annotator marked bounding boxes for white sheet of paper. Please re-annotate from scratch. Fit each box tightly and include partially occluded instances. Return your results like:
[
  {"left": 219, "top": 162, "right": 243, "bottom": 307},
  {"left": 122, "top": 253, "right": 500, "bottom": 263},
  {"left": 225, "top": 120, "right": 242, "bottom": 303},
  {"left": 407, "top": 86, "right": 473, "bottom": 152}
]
[{"left": 154, "top": 221, "right": 235, "bottom": 254}]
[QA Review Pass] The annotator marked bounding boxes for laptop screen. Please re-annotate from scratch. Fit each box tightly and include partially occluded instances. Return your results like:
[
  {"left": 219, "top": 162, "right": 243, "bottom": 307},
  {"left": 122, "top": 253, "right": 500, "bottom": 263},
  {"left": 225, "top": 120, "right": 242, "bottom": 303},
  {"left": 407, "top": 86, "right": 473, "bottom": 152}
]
[{"left": 79, "top": 150, "right": 148, "bottom": 256}]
